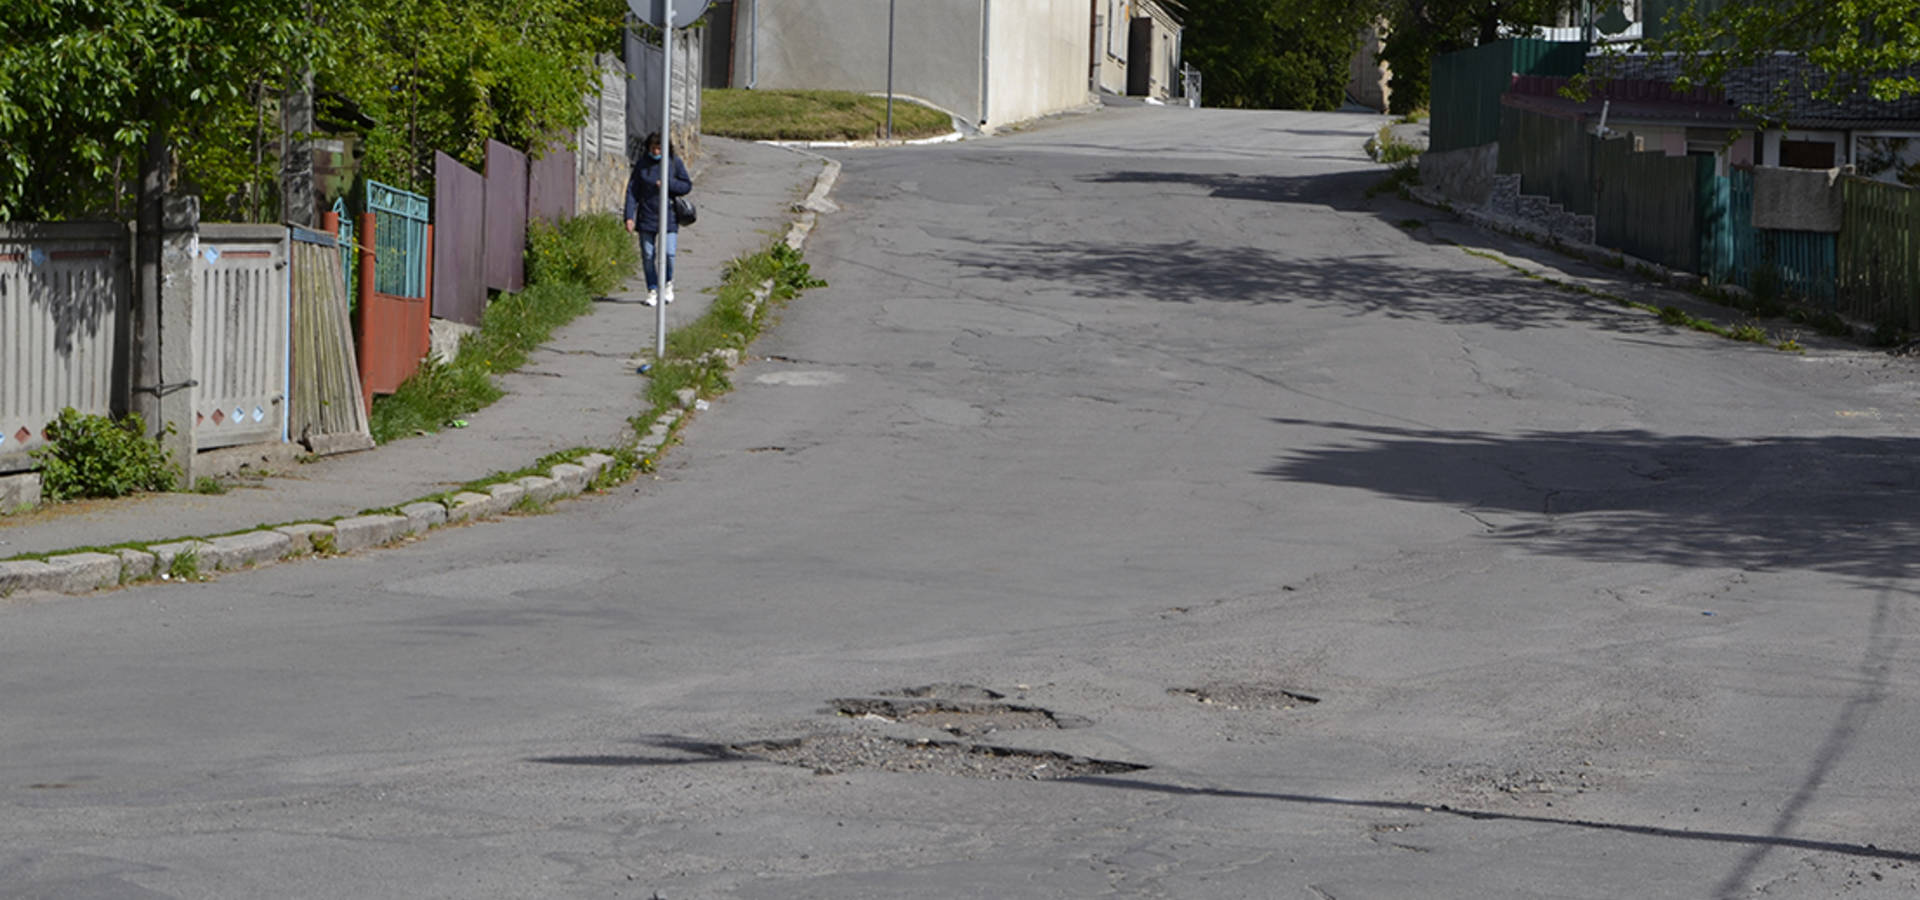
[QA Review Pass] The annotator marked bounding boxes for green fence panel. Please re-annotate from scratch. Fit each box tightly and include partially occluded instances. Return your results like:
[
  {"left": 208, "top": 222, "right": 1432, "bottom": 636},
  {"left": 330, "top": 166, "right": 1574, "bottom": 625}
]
[
  {"left": 366, "top": 180, "right": 430, "bottom": 300},
  {"left": 1840, "top": 178, "right": 1920, "bottom": 331},
  {"left": 1594, "top": 138, "right": 1705, "bottom": 272},
  {"left": 1499, "top": 106, "right": 1594, "bottom": 214},
  {"left": 1432, "top": 39, "right": 1589, "bottom": 153}
]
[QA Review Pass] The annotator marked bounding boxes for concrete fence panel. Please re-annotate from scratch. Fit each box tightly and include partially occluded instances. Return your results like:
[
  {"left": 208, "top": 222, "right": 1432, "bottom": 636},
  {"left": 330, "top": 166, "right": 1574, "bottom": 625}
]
[
  {"left": 193, "top": 225, "right": 290, "bottom": 450},
  {"left": 0, "top": 223, "right": 130, "bottom": 473}
]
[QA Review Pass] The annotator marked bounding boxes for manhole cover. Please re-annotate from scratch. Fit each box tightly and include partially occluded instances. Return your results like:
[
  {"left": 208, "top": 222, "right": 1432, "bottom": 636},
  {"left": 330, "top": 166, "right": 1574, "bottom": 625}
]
[
  {"left": 832, "top": 697, "right": 1087, "bottom": 736},
  {"left": 732, "top": 734, "right": 1147, "bottom": 780},
  {"left": 1171, "top": 683, "right": 1321, "bottom": 710}
]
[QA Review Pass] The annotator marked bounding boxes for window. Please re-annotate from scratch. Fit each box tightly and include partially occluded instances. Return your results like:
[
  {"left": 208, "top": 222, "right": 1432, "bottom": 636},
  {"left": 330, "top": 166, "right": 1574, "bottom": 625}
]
[{"left": 1780, "top": 139, "right": 1837, "bottom": 169}]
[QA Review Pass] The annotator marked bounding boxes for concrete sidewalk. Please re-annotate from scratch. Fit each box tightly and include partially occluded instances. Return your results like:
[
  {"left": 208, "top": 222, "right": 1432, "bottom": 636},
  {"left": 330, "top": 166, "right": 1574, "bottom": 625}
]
[{"left": 0, "top": 138, "right": 826, "bottom": 561}]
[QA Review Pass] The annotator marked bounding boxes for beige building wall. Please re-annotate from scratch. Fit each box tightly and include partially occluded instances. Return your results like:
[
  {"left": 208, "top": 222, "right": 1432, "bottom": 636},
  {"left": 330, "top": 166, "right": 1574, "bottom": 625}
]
[{"left": 985, "top": 0, "right": 1093, "bottom": 126}]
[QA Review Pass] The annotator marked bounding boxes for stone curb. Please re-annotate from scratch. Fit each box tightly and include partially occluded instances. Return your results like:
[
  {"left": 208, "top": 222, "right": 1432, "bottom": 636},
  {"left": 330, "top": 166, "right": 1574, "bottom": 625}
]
[
  {"left": 0, "top": 155, "right": 839, "bottom": 602},
  {"left": 0, "top": 453, "right": 627, "bottom": 599}
]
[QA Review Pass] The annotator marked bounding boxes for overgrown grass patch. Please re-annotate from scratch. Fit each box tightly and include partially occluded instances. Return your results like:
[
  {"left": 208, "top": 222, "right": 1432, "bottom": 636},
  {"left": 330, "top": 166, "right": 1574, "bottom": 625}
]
[{"left": 703, "top": 89, "right": 953, "bottom": 142}]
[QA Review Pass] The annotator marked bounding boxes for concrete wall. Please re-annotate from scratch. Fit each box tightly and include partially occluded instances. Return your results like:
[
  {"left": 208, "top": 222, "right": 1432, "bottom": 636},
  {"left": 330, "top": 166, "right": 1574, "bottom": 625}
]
[
  {"left": 1419, "top": 142, "right": 1499, "bottom": 207},
  {"left": 740, "top": 0, "right": 1092, "bottom": 130},
  {"left": 1346, "top": 21, "right": 1390, "bottom": 113},
  {"left": 738, "top": 0, "right": 986, "bottom": 125},
  {"left": 986, "top": 0, "right": 1093, "bottom": 125}
]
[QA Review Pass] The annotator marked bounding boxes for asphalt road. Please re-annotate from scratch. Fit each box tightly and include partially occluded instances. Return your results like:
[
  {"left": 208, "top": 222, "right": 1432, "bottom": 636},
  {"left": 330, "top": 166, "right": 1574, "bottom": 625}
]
[{"left": 6, "top": 107, "right": 1920, "bottom": 899}]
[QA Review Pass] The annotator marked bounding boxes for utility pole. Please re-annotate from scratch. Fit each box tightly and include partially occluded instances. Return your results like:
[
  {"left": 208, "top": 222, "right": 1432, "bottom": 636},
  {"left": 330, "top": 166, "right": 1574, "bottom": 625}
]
[{"left": 886, "top": 0, "right": 897, "bottom": 140}]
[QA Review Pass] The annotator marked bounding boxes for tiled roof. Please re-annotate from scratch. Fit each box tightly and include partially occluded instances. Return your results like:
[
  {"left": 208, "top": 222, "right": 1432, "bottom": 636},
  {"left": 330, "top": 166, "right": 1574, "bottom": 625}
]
[
  {"left": 1587, "top": 53, "right": 1920, "bottom": 126},
  {"left": 1503, "top": 74, "right": 1746, "bottom": 125}
]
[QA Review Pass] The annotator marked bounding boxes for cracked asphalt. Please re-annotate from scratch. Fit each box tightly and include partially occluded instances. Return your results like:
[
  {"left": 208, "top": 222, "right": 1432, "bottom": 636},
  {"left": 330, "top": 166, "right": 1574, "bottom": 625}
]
[{"left": 4, "top": 106, "right": 1920, "bottom": 898}]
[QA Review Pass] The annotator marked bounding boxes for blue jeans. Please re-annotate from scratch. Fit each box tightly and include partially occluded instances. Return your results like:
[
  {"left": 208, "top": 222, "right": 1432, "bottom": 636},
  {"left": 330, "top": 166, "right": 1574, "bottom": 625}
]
[{"left": 641, "top": 232, "right": 677, "bottom": 291}]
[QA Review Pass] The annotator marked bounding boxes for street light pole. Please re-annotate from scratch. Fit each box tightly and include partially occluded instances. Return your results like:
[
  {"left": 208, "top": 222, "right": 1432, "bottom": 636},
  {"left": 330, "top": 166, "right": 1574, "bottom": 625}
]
[
  {"left": 886, "top": 0, "right": 897, "bottom": 141},
  {"left": 656, "top": 0, "right": 673, "bottom": 359}
]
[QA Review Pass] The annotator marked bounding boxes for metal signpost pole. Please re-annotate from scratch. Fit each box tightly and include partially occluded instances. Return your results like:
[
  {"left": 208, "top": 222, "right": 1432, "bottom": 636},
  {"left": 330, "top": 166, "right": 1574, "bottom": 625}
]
[
  {"left": 657, "top": 0, "right": 673, "bottom": 359},
  {"left": 886, "top": 0, "right": 896, "bottom": 140}
]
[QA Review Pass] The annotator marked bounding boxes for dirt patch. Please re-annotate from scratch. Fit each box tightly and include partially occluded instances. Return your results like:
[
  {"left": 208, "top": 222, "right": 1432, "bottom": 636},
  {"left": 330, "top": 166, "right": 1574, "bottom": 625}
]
[
  {"left": 733, "top": 733, "right": 1147, "bottom": 780},
  {"left": 1171, "top": 683, "right": 1321, "bottom": 710}
]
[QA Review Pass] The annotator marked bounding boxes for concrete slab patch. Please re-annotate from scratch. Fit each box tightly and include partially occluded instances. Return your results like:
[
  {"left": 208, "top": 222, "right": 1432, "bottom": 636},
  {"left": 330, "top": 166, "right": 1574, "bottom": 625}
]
[
  {"left": 549, "top": 463, "right": 590, "bottom": 493},
  {"left": 117, "top": 549, "right": 157, "bottom": 581},
  {"left": 446, "top": 491, "right": 495, "bottom": 524},
  {"left": 401, "top": 501, "right": 448, "bottom": 534},
  {"left": 148, "top": 541, "right": 212, "bottom": 577},
  {"left": 44, "top": 553, "right": 122, "bottom": 593},
  {"left": 332, "top": 515, "right": 409, "bottom": 552},
  {"left": 205, "top": 531, "right": 293, "bottom": 570},
  {"left": 0, "top": 559, "right": 57, "bottom": 595},
  {"left": 0, "top": 471, "right": 42, "bottom": 513},
  {"left": 273, "top": 523, "right": 335, "bottom": 554},
  {"left": 486, "top": 482, "right": 526, "bottom": 511},
  {"left": 516, "top": 476, "right": 564, "bottom": 505}
]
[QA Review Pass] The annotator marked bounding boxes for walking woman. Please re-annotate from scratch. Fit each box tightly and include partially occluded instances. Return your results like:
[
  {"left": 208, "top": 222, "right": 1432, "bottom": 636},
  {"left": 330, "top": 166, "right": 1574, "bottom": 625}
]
[{"left": 624, "top": 132, "right": 693, "bottom": 307}]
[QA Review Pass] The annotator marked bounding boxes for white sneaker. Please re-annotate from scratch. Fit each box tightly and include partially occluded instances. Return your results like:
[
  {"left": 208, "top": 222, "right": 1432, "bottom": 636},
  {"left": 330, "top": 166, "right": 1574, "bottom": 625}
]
[
  {"left": 664, "top": 282, "right": 676, "bottom": 304},
  {"left": 642, "top": 289, "right": 658, "bottom": 307}
]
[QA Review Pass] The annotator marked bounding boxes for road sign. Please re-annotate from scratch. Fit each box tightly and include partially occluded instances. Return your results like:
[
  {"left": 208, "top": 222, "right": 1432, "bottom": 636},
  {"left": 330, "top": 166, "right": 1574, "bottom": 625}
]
[{"left": 629, "top": 0, "right": 709, "bottom": 29}]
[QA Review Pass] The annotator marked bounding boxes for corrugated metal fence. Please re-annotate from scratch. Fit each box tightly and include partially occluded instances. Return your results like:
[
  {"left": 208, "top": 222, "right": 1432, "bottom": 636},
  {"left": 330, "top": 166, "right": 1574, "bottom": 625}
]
[
  {"left": 1431, "top": 39, "right": 1588, "bottom": 153},
  {"left": 0, "top": 224, "right": 128, "bottom": 471},
  {"left": 1840, "top": 178, "right": 1920, "bottom": 331}
]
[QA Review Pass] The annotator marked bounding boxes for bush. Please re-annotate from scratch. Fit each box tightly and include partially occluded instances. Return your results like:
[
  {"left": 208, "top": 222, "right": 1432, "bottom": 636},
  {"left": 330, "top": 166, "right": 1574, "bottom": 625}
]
[
  {"left": 526, "top": 212, "right": 640, "bottom": 297},
  {"left": 31, "top": 408, "right": 179, "bottom": 501}
]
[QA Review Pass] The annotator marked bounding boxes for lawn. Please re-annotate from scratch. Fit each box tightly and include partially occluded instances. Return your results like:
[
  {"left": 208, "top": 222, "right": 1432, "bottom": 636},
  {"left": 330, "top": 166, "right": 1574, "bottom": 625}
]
[{"left": 702, "top": 89, "right": 955, "bottom": 142}]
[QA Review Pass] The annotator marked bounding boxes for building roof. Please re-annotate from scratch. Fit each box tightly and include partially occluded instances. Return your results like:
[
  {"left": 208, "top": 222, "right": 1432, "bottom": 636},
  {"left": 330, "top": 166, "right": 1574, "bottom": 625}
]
[
  {"left": 1502, "top": 74, "right": 1746, "bottom": 126},
  {"left": 1587, "top": 53, "right": 1920, "bottom": 128}
]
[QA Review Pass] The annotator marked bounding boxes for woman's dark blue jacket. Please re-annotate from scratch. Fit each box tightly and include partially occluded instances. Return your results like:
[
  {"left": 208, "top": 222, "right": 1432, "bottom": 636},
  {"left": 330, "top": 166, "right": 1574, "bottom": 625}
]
[{"left": 624, "top": 154, "right": 693, "bottom": 234}]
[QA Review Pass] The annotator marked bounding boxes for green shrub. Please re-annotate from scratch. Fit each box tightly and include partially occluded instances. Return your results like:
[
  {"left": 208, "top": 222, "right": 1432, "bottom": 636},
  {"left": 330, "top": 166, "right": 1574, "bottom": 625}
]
[
  {"left": 31, "top": 408, "right": 179, "bottom": 501},
  {"left": 526, "top": 212, "right": 640, "bottom": 297}
]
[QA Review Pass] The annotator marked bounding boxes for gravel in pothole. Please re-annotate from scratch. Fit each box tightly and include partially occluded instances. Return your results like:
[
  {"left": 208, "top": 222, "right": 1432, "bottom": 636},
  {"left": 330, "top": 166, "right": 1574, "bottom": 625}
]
[
  {"left": 879, "top": 683, "right": 1006, "bottom": 701},
  {"left": 1171, "top": 683, "right": 1321, "bottom": 710},
  {"left": 732, "top": 734, "right": 1147, "bottom": 780},
  {"left": 832, "top": 697, "right": 1088, "bottom": 736}
]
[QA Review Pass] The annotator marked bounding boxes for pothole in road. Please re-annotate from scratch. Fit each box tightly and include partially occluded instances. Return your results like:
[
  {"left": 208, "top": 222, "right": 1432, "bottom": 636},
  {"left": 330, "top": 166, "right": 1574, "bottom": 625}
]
[
  {"left": 832, "top": 697, "right": 1090, "bottom": 736},
  {"left": 1171, "top": 683, "right": 1321, "bottom": 710},
  {"left": 880, "top": 683, "right": 1005, "bottom": 701},
  {"left": 732, "top": 734, "right": 1147, "bottom": 780}
]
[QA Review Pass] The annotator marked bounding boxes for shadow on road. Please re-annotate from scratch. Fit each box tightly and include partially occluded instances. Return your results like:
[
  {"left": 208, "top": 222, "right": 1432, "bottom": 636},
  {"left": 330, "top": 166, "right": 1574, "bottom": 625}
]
[
  {"left": 1064, "top": 775, "right": 1920, "bottom": 865},
  {"left": 1262, "top": 419, "right": 1920, "bottom": 580}
]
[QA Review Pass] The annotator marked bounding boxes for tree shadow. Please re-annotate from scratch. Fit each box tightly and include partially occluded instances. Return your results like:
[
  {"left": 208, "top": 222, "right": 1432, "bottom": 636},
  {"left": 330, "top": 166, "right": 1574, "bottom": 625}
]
[
  {"left": 1064, "top": 775, "right": 1920, "bottom": 865},
  {"left": 1262, "top": 419, "right": 1920, "bottom": 580}
]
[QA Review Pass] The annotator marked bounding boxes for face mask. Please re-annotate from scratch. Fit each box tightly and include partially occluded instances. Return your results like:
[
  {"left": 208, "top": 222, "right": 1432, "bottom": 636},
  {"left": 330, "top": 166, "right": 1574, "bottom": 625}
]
[{"left": 649, "top": 151, "right": 662, "bottom": 161}]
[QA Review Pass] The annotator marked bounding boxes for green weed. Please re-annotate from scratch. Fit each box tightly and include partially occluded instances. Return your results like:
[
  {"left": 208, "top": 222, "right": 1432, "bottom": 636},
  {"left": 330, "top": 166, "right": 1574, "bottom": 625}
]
[{"left": 31, "top": 409, "right": 179, "bottom": 501}]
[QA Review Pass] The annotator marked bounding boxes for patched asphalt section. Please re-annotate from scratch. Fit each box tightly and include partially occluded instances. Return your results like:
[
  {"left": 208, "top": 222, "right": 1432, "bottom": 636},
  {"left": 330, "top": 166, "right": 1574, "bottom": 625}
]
[
  {"left": 832, "top": 697, "right": 1091, "bottom": 736},
  {"left": 1170, "top": 683, "right": 1322, "bottom": 710},
  {"left": 731, "top": 733, "right": 1147, "bottom": 780}
]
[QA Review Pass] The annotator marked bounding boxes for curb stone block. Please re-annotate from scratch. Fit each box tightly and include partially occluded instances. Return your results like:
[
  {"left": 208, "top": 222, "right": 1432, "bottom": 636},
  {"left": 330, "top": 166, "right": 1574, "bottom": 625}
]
[
  {"left": 333, "top": 515, "right": 409, "bottom": 552},
  {"left": 487, "top": 482, "right": 526, "bottom": 511},
  {"left": 274, "top": 523, "right": 335, "bottom": 554},
  {"left": 206, "top": 531, "right": 293, "bottom": 570},
  {"left": 0, "top": 559, "right": 57, "bottom": 595},
  {"left": 149, "top": 541, "right": 212, "bottom": 576},
  {"left": 674, "top": 388, "right": 699, "bottom": 410},
  {"left": 446, "top": 491, "right": 494, "bottom": 523},
  {"left": 45, "top": 552, "right": 122, "bottom": 593},
  {"left": 118, "top": 549, "right": 157, "bottom": 581},
  {"left": 517, "top": 475, "right": 564, "bottom": 505},
  {"left": 401, "top": 501, "right": 448, "bottom": 534},
  {"left": 550, "top": 463, "right": 590, "bottom": 493},
  {"left": 578, "top": 453, "right": 613, "bottom": 482}
]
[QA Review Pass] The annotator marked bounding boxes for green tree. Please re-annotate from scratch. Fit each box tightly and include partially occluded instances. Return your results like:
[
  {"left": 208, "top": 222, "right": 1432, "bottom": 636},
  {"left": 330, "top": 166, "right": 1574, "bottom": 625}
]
[
  {"left": 1379, "top": 0, "right": 1575, "bottom": 114},
  {"left": 1182, "top": 0, "right": 1381, "bottom": 110},
  {"left": 0, "top": 0, "right": 330, "bottom": 221},
  {"left": 322, "top": 0, "right": 625, "bottom": 190},
  {"left": 1643, "top": 0, "right": 1920, "bottom": 104}
]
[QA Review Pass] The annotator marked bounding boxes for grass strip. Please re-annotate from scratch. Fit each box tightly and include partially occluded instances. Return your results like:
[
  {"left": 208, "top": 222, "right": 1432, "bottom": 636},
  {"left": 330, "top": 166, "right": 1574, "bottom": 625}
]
[{"left": 703, "top": 89, "right": 953, "bottom": 142}]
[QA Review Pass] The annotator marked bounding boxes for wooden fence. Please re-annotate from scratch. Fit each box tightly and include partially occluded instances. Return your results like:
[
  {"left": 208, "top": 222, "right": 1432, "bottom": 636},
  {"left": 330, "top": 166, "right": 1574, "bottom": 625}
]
[
  {"left": 1700, "top": 169, "right": 1838, "bottom": 306},
  {"left": 1593, "top": 136, "right": 1709, "bottom": 275},
  {"left": 1840, "top": 178, "right": 1920, "bottom": 331},
  {"left": 289, "top": 226, "right": 372, "bottom": 454}
]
